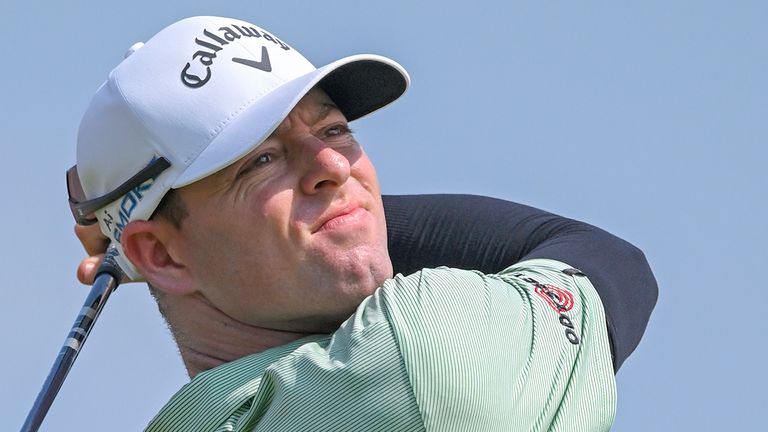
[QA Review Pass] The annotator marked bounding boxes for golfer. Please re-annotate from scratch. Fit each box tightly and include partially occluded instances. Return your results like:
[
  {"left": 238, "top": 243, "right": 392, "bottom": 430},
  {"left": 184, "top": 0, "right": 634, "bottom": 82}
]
[{"left": 72, "top": 16, "right": 657, "bottom": 431}]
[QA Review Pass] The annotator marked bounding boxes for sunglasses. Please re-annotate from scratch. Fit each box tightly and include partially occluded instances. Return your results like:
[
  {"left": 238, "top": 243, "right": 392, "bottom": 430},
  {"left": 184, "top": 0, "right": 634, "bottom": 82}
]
[{"left": 66, "top": 157, "right": 171, "bottom": 226}]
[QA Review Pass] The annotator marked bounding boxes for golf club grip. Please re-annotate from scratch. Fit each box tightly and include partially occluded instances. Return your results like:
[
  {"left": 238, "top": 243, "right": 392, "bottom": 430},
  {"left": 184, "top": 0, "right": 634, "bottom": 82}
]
[{"left": 20, "top": 248, "right": 124, "bottom": 432}]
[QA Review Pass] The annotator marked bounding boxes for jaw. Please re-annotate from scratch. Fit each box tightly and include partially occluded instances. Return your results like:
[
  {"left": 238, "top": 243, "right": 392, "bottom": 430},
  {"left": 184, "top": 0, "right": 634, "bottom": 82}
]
[{"left": 296, "top": 240, "right": 393, "bottom": 320}]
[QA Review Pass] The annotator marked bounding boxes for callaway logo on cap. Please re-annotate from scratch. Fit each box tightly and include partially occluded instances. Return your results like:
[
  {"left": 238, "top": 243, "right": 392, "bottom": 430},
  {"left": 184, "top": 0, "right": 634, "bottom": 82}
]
[
  {"left": 179, "top": 21, "right": 290, "bottom": 87},
  {"left": 72, "top": 16, "right": 409, "bottom": 279}
]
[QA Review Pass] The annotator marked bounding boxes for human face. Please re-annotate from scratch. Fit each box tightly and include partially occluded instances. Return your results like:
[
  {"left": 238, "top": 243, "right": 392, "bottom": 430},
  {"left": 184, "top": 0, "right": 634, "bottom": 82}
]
[{"left": 172, "top": 88, "right": 393, "bottom": 332}]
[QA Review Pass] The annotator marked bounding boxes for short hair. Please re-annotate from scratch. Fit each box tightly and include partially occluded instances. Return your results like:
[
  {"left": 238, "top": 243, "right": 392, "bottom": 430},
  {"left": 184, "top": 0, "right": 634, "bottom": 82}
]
[{"left": 150, "top": 188, "right": 188, "bottom": 228}]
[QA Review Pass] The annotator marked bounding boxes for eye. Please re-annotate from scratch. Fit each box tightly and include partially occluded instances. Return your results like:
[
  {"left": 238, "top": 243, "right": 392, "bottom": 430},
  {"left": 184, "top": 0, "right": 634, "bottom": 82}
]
[
  {"left": 324, "top": 124, "right": 353, "bottom": 138},
  {"left": 253, "top": 153, "right": 273, "bottom": 165},
  {"left": 236, "top": 152, "right": 275, "bottom": 179}
]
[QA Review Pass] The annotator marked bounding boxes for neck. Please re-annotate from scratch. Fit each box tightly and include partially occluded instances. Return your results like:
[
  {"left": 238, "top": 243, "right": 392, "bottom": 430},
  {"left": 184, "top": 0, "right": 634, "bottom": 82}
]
[{"left": 162, "top": 292, "right": 310, "bottom": 379}]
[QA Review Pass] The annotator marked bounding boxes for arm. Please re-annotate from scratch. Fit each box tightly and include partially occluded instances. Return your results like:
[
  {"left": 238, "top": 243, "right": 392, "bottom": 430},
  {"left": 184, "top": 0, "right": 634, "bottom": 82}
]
[
  {"left": 75, "top": 194, "right": 656, "bottom": 369},
  {"left": 382, "top": 193, "right": 658, "bottom": 371}
]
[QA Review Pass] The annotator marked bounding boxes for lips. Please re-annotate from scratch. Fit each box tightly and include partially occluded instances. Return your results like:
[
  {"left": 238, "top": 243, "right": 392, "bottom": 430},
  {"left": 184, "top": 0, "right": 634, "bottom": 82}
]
[{"left": 314, "top": 205, "right": 367, "bottom": 233}]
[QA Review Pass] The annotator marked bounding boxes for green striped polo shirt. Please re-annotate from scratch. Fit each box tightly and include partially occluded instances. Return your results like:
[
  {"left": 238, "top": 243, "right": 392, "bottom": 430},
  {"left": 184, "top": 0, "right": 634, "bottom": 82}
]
[{"left": 146, "top": 259, "right": 616, "bottom": 431}]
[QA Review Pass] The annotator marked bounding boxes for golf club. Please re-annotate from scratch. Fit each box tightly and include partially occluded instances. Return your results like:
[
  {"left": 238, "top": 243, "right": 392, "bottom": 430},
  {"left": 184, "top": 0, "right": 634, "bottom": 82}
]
[{"left": 20, "top": 246, "right": 124, "bottom": 432}]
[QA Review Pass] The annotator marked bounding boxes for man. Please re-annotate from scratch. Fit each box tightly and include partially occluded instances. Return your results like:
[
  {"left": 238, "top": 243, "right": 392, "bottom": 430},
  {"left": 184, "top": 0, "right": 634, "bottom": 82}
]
[{"left": 71, "top": 16, "right": 656, "bottom": 431}]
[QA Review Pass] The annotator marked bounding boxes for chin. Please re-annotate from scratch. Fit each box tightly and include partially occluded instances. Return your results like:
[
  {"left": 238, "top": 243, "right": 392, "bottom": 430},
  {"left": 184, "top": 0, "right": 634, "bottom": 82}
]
[
  {"left": 322, "top": 262, "right": 391, "bottom": 314},
  {"left": 299, "top": 242, "right": 392, "bottom": 319},
  {"left": 315, "top": 238, "right": 392, "bottom": 282},
  {"left": 343, "top": 252, "right": 393, "bottom": 294}
]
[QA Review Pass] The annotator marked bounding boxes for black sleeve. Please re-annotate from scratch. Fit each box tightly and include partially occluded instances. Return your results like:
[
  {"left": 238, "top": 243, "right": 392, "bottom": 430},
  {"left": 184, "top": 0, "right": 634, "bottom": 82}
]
[{"left": 382, "top": 194, "right": 657, "bottom": 371}]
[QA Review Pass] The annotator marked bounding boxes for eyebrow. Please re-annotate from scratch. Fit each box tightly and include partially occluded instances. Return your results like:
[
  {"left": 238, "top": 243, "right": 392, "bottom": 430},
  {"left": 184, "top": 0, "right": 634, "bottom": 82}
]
[
  {"left": 315, "top": 101, "right": 341, "bottom": 123},
  {"left": 225, "top": 102, "right": 344, "bottom": 185},
  {"left": 271, "top": 101, "right": 342, "bottom": 138}
]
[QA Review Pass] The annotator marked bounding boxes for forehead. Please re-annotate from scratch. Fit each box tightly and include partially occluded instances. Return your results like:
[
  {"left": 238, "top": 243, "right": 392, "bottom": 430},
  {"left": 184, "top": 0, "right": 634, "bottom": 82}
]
[{"left": 300, "top": 86, "right": 335, "bottom": 107}]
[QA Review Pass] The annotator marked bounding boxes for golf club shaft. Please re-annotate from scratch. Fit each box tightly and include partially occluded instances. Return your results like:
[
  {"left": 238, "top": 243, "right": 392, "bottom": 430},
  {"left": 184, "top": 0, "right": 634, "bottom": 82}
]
[{"left": 20, "top": 247, "right": 124, "bottom": 432}]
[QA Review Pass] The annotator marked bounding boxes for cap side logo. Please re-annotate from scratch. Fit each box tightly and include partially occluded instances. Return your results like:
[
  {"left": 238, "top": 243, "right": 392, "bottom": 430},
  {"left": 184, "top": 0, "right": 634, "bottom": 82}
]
[{"left": 232, "top": 46, "right": 272, "bottom": 72}]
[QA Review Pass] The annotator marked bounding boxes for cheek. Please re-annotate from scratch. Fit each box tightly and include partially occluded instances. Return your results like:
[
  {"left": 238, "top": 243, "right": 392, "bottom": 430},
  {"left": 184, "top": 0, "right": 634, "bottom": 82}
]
[
  {"left": 353, "top": 157, "right": 385, "bottom": 225},
  {"left": 351, "top": 156, "right": 382, "bottom": 206},
  {"left": 228, "top": 186, "right": 303, "bottom": 271},
  {"left": 184, "top": 187, "right": 297, "bottom": 284}
]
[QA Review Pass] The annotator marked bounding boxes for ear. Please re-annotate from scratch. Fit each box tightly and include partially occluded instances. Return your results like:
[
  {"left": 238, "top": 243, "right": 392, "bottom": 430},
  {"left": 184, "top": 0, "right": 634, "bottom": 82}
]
[{"left": 121, "top": 220, "right": 196, "bottom": 296}]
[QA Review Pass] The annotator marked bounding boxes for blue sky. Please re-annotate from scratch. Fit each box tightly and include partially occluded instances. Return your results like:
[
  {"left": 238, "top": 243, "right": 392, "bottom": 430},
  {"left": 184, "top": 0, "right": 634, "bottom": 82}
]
[{"left": 2, "top": 1, "right": 765, "bottom": 430}]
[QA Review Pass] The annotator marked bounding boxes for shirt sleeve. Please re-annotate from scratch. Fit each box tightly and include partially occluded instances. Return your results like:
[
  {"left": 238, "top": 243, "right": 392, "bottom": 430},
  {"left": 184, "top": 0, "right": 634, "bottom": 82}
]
[
  {"left": 379, "top": 260, "right": 616, "bottom": 432},
  {"left": 382, "top": 193, "right": 658, "bottom": 370}
]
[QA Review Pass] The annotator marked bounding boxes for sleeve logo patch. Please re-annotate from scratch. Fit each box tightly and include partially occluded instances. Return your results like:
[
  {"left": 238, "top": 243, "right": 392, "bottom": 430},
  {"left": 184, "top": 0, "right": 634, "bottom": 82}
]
[
  {"left": 513, "top": 273, "right": 581, "bottom": 345},
  {"left": 534, "top": 284, "right": 575, "bottom": 313}
]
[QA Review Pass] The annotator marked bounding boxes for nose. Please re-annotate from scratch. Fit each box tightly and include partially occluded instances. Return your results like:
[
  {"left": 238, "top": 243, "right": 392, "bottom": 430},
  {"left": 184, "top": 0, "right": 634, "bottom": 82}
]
[{"left": 298, "top": 135, "right": 351, "bottom": 195}]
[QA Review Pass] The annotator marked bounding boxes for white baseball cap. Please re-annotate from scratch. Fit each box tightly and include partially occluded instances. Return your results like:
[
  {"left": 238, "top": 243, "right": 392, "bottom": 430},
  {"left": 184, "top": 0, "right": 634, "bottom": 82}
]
[{"left": 69, "top": 16, "right": 409, "bottom": 279}]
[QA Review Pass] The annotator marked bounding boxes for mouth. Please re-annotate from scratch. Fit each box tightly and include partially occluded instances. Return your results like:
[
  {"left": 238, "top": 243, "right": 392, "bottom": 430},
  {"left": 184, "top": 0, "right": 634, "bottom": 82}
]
[{"left": 314, "top": 205, "right": 368, "bottom": 233}]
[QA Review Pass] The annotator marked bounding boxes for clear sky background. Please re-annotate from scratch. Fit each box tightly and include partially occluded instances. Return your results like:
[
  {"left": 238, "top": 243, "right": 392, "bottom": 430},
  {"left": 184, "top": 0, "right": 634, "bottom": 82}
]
[{"left": 2, "top": 1, "right": 765, "bottom": 430}]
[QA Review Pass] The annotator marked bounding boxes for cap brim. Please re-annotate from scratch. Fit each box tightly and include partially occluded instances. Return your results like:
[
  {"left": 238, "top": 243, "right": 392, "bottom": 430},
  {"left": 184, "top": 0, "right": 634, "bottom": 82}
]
[{"left": 172, "top": 54, "right": 409, "bottom": 188}]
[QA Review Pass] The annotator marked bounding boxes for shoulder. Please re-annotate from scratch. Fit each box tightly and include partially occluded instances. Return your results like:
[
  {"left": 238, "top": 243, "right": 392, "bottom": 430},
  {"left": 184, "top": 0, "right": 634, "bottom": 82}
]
[
  {"left": 373, "top": 261, "right": 616, "bottom": 430},
  {"left": 378, "top": 260, "right": 601, "bottom": 328}
]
